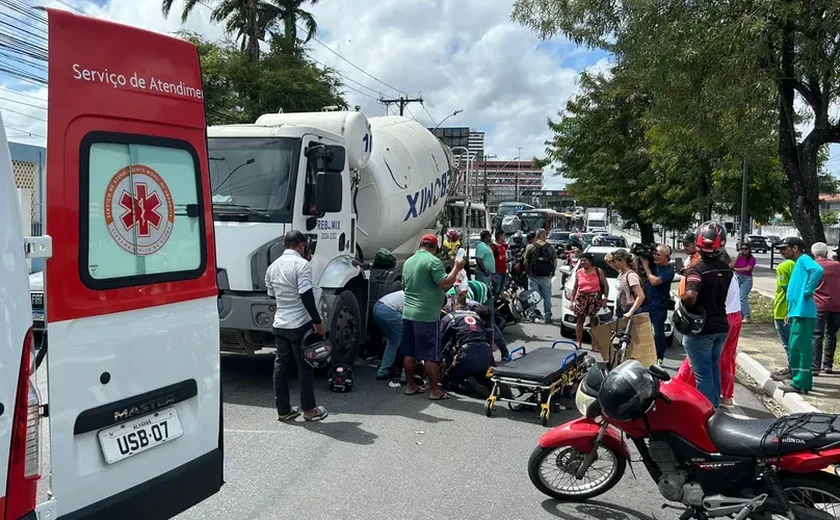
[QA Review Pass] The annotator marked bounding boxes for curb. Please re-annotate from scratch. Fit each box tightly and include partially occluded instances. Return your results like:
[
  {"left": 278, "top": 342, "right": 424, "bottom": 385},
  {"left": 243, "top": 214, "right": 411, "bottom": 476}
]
[{"left": 735, "top": 351, "right": 820, "bottom": 414}]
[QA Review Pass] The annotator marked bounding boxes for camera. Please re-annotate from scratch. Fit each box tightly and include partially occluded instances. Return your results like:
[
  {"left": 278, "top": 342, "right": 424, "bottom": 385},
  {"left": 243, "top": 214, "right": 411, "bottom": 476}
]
[{"left": 630, "top": 242, "right": 657, "bottom": 267}]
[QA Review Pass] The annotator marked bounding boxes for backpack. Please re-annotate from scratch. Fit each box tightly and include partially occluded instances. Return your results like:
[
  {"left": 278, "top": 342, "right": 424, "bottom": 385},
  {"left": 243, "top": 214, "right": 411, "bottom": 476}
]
[{"left": 530, "top": 243, "right": 554, "bottom": 277}]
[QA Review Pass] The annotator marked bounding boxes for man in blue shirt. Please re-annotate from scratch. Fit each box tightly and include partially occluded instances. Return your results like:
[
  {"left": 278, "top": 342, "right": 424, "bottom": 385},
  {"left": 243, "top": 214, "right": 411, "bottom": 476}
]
[
  {"left": 777, "top": 236, "right": 824, "bottom": 394},
  {"left": 640, "top": 245, "right": 676, "bottom": 364}
]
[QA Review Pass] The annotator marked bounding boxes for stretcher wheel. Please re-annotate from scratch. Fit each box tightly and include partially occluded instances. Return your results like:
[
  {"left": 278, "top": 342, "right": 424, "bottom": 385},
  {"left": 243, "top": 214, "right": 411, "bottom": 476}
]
[
  {"left": 484, "top": 400, "right": 494, "bottom": 417},
  {"left": 540, "top": 409, "right": 550, "bottom": 426}
]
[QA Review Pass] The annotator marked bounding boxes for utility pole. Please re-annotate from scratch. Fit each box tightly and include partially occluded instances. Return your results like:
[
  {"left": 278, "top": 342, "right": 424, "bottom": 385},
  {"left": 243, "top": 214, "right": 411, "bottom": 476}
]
[
  {"left": 515, "top": 146, "right": 522, "bottom": 201},
  {"left": 379, "top": 95, "right": 423, "bottom": 116},
  {"left": 483, "top": 153, "right": 498, "bottom": 208},
  {"left": 739, "top": 158, "right": 749, "bottom": 247}
]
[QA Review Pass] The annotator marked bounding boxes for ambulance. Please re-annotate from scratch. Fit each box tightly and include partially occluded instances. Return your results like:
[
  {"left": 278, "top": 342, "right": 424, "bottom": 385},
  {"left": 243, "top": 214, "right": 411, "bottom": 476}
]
[{"left": 0, "top": 9, "right": 223, "bottom": 519}]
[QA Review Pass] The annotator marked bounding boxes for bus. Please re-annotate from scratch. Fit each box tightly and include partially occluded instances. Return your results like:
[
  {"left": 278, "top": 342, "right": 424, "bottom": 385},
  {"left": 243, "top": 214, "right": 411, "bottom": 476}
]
[
  {"left": 517, "top": 208, "right": 572, "bottom": 234},
  {"left": 493, "top": 201, "right": 535, "bottom": 234},
  {"left": 446, "top": 200, "right": 491, "bottom": 232}
]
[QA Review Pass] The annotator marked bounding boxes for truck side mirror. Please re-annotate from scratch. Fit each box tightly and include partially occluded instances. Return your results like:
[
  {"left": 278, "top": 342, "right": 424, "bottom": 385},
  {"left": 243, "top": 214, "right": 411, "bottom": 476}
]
[
  {"left": 316, "top": 172, "right": 343, "bottom": 213},
  {"left": 325, "top": 146, "right": 346, "bottom": 173}
]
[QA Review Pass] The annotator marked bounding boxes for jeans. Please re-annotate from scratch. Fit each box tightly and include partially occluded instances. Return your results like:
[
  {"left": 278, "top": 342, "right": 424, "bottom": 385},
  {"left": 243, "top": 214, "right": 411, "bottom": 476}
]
[
  {"left": 273, "top": 323, "right": 316, "bottom": 414},
  {"left": 643, "top": 307, "right": 668, "bottom": 359},
  {"left": 683, "top": 332, "right": 728, "bottom": 408},
  {"left": 529, "top": 276, "right": 553, "bottom": 319},
  {"left": 737, "top": 274, "right": 753, "bottom": 318},
  {"left": 492, "top": 273, "right": 507, "bottom": 298},
  {"left": 775, "top": 319, "right": 791, "bottom": 370},
  {"left": 813, "top": 311, "right": 840, "bottom": 371},
  {"left": 373, "top": 302, "right": 403, "bottom": 377}
]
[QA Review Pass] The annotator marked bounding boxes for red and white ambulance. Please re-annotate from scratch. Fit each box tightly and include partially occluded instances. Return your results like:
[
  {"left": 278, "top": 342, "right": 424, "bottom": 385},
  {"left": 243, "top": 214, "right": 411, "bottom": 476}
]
[{"left": 1, "top": 8, "right": 223, "bottom": 519}]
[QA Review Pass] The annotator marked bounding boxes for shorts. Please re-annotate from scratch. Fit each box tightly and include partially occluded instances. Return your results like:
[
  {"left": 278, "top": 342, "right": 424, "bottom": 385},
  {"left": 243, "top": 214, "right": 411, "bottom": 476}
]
[
  {"left": 400, "top": 319, "right": 441, "bottom": 362},
  {"left": 574, "top": 292, "right": 601, "bottom": 318}
]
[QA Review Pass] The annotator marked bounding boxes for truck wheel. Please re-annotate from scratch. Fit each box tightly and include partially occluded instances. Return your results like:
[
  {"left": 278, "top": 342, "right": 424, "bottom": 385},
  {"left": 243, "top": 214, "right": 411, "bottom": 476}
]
[{"left": 329, "top": 291, "right": 361, "bottom": 366}]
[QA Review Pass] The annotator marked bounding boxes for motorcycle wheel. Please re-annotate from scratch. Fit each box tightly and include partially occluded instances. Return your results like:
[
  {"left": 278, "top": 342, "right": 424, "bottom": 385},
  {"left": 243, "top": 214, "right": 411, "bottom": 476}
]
[
  {"left": 528, "top": 444, "right": 626, "bottom": 501},
  {"left": 759, "top": 472, "right": 840, "bottom": 519}
]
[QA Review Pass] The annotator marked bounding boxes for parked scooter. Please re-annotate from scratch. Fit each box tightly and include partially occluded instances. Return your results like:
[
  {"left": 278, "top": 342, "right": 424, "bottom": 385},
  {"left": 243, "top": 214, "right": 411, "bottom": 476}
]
[{"left": 528, "top": 358, "right": 840, "bottom": 519}]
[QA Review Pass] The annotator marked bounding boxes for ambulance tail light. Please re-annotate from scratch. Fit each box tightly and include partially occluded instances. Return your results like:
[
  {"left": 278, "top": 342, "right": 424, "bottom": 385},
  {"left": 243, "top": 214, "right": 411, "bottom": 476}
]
[{"left": 5, "top": 326, "right": 40, "bottom": 520}]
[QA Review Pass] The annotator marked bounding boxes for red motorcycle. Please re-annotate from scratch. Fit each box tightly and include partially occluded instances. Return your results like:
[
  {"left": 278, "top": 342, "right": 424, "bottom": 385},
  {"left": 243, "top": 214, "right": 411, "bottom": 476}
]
[{"left": 528, "top": 360, "right": 840, "bottom": 520}]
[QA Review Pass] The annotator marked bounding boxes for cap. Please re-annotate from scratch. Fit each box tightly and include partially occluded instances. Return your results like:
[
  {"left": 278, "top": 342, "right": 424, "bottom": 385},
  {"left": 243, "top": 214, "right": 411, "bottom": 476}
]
[
  {"left": 775, "top": 236, "right": 806, "bottom": 250},
  {"left": 682, "top": 232, "right": 696, "bottom": 244},
  {"left": 420, "top": 233, "right": 439, "bottom": 247}
]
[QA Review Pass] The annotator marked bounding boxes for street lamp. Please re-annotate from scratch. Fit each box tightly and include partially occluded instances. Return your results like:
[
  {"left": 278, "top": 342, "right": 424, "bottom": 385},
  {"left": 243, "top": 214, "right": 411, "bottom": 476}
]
[
  {"left": 516, "top": 146, "right": 522, "bottom": 202},
  {"left": 450, "top": 146, "right": 473, "bottom": 244},
  {"left": 432, "top": 109, "right": 464, "bottom": 131}
]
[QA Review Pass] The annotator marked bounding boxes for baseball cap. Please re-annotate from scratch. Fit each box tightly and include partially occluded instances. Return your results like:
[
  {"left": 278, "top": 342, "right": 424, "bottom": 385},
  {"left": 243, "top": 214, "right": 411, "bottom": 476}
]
[
  {"left": 420, "top": 233, "right": 439, "bottom": 247},
  {"left": 775, "top": 236, "right": 806, "bottom": 250}
]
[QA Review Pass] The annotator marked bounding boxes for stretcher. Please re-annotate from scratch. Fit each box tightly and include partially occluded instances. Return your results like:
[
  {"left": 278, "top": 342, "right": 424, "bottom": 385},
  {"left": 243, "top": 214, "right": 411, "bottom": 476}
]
[{"left": 484, "top": 340, "right": 592, "bottom": 426}]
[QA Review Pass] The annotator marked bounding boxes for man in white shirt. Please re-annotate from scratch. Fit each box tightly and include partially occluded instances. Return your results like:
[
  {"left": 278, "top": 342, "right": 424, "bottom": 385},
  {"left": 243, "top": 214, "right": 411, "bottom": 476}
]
[
  {"left": 265, "top": 230, "right": 328, "bottom": 422},
  {"left": 372, "top": 290, "right": 405, "bottom": 380}
]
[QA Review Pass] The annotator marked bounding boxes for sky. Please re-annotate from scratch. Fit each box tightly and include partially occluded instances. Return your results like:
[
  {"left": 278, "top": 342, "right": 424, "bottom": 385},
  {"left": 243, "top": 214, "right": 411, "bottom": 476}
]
[{"left": 1, "top": 0, "right": 836, "bottom": 189}]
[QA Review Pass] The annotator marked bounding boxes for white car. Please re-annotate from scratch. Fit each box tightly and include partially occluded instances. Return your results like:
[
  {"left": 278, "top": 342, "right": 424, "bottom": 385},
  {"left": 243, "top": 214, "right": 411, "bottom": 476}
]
[{"left": 558, "top": 246, "right": 674, "bottom": 346}]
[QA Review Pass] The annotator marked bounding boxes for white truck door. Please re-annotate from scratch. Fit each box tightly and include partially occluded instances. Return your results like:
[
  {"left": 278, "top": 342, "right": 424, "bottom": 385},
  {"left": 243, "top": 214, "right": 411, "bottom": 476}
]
[{"left": 43, "top": 9, "right": 222, "bottom": 518}]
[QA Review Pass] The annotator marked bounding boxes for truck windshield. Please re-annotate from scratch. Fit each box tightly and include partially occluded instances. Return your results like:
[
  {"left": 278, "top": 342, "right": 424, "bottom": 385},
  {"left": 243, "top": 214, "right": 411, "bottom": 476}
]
[
  {"left": 518, "top": 215, "right": 546, "bottom": 233},
  {"left": 588, "top": 220, "right": 606, "bottom": 228},
  {"left": 209, "top": 137, "right": 300, "bottom": 222}
]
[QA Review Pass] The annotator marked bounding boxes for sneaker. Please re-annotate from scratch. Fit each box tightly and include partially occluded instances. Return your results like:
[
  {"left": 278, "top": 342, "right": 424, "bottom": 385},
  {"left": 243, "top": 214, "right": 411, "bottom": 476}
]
[
  {"left": 545, "top": 317, "right": 553, "bottom": 324},
  {"left": 779, "top": 383, "right": 808, "bottom": 395},
  {"left": 742, "top": 317, "right": 752, "bottom": 324},
  {"left": 825, "top": 366, "right": 834, "bottom": 374},
  {"left": 656, "top": 358, "right": 663, "bottom": 366}
]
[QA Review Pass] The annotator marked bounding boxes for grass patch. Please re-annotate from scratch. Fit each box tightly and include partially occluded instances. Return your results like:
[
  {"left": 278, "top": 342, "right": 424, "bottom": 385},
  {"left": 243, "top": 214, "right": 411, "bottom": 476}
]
[{"left": 748, "top": 291, "right": 775, "bottom": 323}]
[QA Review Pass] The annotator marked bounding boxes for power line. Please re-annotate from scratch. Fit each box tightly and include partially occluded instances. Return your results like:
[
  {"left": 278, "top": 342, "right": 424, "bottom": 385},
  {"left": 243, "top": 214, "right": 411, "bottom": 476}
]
[
  {"left": 5, "top": 124, "right": 43, "bottom": 138},
  {"left": 0, "top": 104, "right": 45, "bottom": 121},
  {"left": 298, "top": 24, "right": 404, "bottom": 95}
]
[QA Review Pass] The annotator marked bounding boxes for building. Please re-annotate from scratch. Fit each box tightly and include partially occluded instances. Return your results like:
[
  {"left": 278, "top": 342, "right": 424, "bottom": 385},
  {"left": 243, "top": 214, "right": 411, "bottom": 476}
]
[
  {"left": 8, "top": 140, "right": 46, "bottom": 272},
  {"left": 469, "top": 159, "right": 543, "bottom": 207},
  {"left": 429, "top": 126, "right": 484, "bottom": 161}
]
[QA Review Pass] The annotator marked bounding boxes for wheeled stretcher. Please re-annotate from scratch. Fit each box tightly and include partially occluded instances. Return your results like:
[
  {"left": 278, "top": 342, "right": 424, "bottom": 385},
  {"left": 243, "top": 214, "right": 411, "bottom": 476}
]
[{"left": 484, "top": 341, "right": 592, "bottom": 426}]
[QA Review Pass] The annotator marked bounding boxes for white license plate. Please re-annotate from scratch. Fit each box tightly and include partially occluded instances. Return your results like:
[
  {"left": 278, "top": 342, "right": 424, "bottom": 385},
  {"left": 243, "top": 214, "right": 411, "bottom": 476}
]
[
  {"left": 98, "top": 407, "right": 184, "bottom": 464},
  {"left": 32, "top": 311, "right": 44, "bottom": 321}
]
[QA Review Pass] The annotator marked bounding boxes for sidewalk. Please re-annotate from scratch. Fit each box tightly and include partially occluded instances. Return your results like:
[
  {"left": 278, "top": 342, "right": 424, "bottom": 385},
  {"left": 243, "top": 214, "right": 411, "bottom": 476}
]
[{"left": 735, "top": 294, "right": 840, "bottom": 414}]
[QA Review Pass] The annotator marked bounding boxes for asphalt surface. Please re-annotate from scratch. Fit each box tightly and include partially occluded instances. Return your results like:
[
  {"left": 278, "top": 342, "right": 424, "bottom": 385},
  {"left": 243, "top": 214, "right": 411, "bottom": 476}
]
[{"left": 171, "top": 277, "right": 774, "bottom": 520}]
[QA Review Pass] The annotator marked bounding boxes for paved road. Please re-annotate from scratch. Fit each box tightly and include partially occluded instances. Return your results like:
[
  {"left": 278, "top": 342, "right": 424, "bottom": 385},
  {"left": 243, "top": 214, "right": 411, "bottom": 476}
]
[{"left": 172, "top": 277, "right": 773, "bottom": 520}]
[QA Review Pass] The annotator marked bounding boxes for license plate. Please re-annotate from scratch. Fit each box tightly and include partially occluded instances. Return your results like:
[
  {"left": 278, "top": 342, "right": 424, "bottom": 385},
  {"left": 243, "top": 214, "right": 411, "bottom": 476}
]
[
  {"left": 98, "top": 407, "right": 184, "bottom": 464},
  {"left": 32, "top": 311, "right": 44, "bottom": 322}
]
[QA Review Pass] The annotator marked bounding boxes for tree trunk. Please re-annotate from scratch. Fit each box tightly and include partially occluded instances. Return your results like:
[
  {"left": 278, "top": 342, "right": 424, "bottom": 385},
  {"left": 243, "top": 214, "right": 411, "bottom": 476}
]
[
  {"left": 639, "top": 222, "right": 655, "bottom": 245},
  {"left": 284, "top": 14, "right": 296, "bottom": 54},
  {"left": 247, "top": 0, "right": 259, "bottom": 62},
  {"left": 778, "top": 21, "right": 826, "bottom": 248}
]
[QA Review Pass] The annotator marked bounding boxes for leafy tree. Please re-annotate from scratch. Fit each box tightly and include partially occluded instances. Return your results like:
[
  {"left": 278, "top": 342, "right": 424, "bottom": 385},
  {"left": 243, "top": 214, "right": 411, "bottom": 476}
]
[
  {"left": 177, "top": 32, "right": 347, "bottom": 124},
  {"left": 512, "top": 0, "right": 840, "bottom": 247}
]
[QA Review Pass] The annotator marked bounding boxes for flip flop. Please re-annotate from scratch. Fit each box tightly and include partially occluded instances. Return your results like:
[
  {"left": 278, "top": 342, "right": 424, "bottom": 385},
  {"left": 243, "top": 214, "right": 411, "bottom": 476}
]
[
  {"left": 304, "top": 406, "right": 329, "bottom": 422},
  {"left": 429, "top": 392, "right": 450, "bottom": 401},
  {"left": 278, "top": 406, "right": 301, "bottom": 421},
  {"left": 404, "top": 386, "right": 426, "bottom": 396}
]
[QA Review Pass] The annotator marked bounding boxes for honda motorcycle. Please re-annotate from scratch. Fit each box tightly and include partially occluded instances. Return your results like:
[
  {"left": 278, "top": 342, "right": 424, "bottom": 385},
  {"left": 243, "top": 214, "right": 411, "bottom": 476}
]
[{"left": 529, "top": 360, "right": 840, "bottom": 520}]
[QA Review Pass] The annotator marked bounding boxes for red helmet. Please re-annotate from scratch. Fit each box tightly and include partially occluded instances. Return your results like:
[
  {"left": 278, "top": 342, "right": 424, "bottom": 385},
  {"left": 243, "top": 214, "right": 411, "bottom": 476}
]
[{"left": 695, "top": 221, "right": 727, "bottom": 256}]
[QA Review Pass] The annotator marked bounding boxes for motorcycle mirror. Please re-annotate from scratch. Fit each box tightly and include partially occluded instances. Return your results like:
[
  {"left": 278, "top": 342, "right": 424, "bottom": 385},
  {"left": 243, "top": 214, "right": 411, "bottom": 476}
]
[{"left": 648, "top": 364, "right": 671, "bottom": 382}]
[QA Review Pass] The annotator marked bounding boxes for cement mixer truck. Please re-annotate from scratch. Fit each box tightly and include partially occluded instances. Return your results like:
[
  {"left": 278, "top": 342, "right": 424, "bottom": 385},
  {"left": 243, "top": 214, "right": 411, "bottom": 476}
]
[{"left": 209, "top": 111, "right": 453, "bottom": 363}]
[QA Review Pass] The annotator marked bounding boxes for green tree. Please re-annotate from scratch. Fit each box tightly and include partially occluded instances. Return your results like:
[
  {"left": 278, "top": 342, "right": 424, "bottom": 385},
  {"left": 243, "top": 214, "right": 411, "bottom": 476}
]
[
  {"left": 177, "top": 32, "right": 346, "bottom": 124},
  {"left": 268, "top": 0, "right": 320, "bottom": 54},
  {"left": 512, "top": 0, "right": 840, "bottom": 247}
]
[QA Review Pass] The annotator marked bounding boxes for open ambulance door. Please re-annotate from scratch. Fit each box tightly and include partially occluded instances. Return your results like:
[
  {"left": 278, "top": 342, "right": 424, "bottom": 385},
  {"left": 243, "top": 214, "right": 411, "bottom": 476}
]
[{"left": 42, "top": 9, "right": 222, "bottom": 519}]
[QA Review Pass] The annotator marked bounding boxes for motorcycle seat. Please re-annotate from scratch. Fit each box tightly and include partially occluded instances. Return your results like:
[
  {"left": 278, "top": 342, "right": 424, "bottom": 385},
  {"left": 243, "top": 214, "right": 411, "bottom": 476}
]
[{"left": 708, "top": 411, "right": 840, "bottom": 458}]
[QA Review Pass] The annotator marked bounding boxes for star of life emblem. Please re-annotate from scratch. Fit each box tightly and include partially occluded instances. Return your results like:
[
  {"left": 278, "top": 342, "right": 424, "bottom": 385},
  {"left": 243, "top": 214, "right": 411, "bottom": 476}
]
[{"left": 104, "top": 165, "right": 175, "bottom": 256}]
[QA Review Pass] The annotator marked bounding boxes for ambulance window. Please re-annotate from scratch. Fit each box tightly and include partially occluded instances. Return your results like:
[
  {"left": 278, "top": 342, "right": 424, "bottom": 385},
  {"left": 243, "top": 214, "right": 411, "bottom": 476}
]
[{"left": 80, "top": 133, "right": 206, "bottom": 289}]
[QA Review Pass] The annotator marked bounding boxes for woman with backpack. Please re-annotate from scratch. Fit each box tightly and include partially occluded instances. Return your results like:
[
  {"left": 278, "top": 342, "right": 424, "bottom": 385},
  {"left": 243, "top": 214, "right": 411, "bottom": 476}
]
[
  {"left": 571, "top": 252, "right": 609, "bottom": 349},
  {"left": 606, "top": 249, "right": 645, "bottom": 319}
]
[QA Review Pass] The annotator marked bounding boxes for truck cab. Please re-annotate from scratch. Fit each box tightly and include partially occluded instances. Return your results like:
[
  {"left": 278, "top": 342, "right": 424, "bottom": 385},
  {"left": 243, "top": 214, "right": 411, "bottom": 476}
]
[{"left": 209, "top": 112, "right": 450, "bottom": 364}]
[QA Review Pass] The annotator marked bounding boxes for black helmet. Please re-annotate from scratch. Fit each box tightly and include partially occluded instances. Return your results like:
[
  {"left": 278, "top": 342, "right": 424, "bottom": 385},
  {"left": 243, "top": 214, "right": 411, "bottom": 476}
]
[
  {"left": 301, "top": 330, "right": 333, "bottom": 369},
  {"left": 672, "top": 299, "right": 706, "bottom": 336},
  {"left": 695, "top": 221, "right": 727, "bottom": 257},
  {"left": 598, "top": 360, "right": 659, "bottom": 421},
  {"left": 328, "top": 364, "right": 354, "bottom": 392}
]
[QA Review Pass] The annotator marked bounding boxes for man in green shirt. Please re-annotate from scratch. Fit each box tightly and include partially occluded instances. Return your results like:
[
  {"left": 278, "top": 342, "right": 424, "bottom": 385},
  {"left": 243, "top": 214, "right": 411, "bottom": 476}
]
[
  {"left": 771, "top": 256, "right": 796, "bottom": 381},
  {"left": 474, "top": 230, "right": 496, "bottom": 286},
  {"left": 402, "top": 233, "right": 464, "bottom": 400}
]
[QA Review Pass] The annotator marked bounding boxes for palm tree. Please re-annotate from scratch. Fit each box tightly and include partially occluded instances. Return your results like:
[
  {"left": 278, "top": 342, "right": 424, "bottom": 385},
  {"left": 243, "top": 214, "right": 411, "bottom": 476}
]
[
  {"left": 161, "top": 0, "right": 266, "bottom": 62},
  {"left": 268, "top": 0, "right": 320, "bottom": 52}
]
